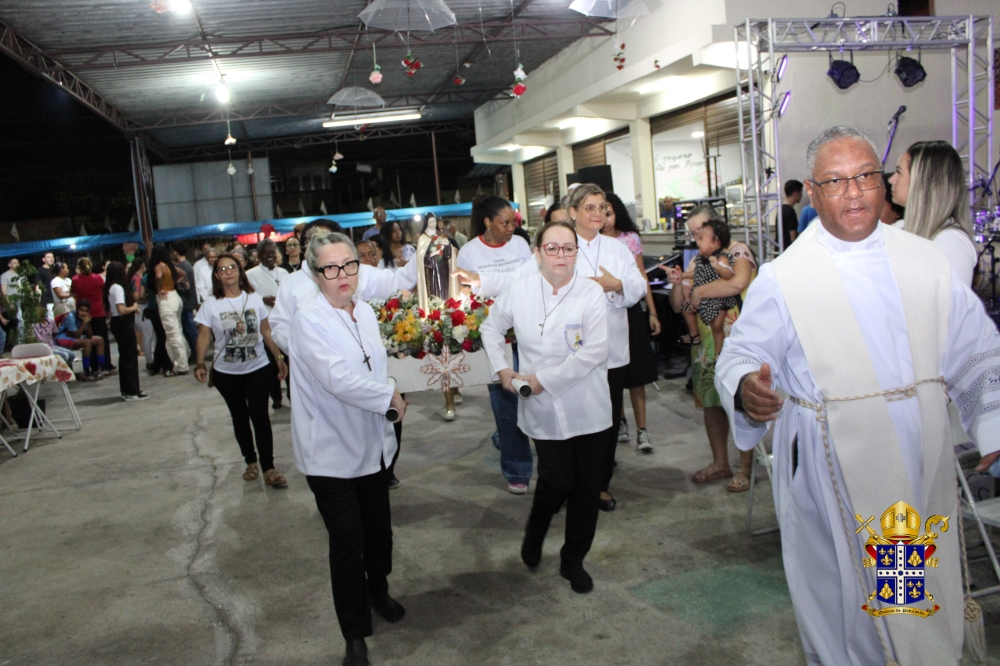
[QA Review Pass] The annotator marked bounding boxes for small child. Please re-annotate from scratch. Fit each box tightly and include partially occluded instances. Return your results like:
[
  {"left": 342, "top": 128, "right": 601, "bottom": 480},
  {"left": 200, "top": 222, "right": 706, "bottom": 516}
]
[{"left": 681, "top": 219, "right": 737, "bottom": 357}]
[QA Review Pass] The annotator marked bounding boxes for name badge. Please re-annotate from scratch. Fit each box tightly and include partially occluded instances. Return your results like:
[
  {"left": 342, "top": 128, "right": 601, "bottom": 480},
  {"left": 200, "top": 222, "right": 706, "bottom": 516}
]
[{"left": 564, "top": 323, "right": 584, "bottom": 352}]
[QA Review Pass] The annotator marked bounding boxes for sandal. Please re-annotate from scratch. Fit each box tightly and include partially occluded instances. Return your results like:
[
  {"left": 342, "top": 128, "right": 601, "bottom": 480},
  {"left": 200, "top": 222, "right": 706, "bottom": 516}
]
[
  {"left": 242, "top": 463, "right": 259, "bottom": 481},
  {"left": 264, "top": 469, "right": 287, "bottom": 487},
  {"left": 162, "top": 369, "right": 177, "bottom": 377},
  {"left": 726, "top": 469, "right": 752, "bottom": 493},
  {"left": 692, "top": 463, "right": 733, "bottom": 484},
  {"left": 680, "top": 334, "right": 702, "bottom": 345}
]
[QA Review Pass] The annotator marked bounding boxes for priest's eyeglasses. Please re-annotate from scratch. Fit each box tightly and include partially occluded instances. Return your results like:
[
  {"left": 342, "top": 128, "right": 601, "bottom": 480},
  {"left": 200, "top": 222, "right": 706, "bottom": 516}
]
[
  {"left": 317, "top": 260, "right": 360, "bottom": 279},
  {"left": 541, "top": 243, "right": 579, "bottom": 257},
  {"left": 809, "top": 171, "right": 883, "bottom": 197}
]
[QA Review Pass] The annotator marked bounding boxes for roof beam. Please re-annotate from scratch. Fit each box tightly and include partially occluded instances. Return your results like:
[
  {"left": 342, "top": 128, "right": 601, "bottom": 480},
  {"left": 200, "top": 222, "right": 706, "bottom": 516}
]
[
  {"left": 165, "top": 120, "right": 474, "bottom": 161},
  {"left": 133, "top": 89, "right": 506, "bottom": 130},
  {"left": 40, "top": 19, "right": 613, "bottom": 73},
  {"left": 0, "top": 18, "right": 170, "bottom": 158}
]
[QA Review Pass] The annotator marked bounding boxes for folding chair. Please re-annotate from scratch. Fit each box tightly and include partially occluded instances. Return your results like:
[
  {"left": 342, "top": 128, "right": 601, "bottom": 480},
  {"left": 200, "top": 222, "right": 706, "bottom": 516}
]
[
  {"left": 9, "top": 344, "right": 81, "bottom": 451},
  {"left": 956, "top": 453, "right": 1000, "bottom": 598},
  {"left": 747, "top": 440, "right": 779, "bottom": 536}
]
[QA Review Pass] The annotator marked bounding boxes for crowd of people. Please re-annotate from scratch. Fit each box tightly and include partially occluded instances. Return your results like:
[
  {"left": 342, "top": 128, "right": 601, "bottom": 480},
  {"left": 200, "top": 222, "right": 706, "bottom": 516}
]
[{"left": 2, "top": 124, "right": 997, "bottom": 666}]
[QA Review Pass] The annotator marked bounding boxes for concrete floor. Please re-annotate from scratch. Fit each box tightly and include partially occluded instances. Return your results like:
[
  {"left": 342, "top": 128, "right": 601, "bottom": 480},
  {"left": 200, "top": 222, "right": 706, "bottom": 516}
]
[{"left": 3, "top": 362, "right": 1000, "bottom": 665}]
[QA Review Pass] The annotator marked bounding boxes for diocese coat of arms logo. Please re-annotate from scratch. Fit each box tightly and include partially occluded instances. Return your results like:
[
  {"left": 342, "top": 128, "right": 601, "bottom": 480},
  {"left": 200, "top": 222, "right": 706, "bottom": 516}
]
[{"left": 856, "top": 501, "right": 949, "bottom": 618}]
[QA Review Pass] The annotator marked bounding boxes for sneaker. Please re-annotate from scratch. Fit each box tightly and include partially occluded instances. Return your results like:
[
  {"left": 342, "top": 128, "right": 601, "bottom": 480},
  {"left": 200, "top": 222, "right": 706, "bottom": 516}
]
[
  {"left": 122, "top": 393, "right": 150, "bottom": 402},
  {"left": 387, "top": 473, "right": 400, "bottom": 489},
  {"left": 617, "top": 419, "right": 629, "bottom": 443},
  {"left": 636, "top": 429, "right": 654, "bottom": 453},
  {"left": 508, "top": 482, "right": 529, "bottom": 495}
]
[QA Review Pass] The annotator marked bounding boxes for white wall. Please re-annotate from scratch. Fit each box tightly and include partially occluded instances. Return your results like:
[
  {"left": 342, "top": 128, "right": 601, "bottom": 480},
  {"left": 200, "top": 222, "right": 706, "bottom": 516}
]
[
  {"left": 605, "top": 136, "right": 636, "bottom": 204},
  {"left": 153, "top": 159, "right": 274, "bottom": 229}
]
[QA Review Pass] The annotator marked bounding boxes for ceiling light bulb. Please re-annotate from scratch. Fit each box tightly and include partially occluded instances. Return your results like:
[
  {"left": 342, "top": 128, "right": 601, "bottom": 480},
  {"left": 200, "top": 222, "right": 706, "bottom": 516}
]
[
  {"left": 321, "top": 111, "right": 421, "bottom": 129},
  {"left": 171, "top": 0, "right": 192, "bottom": 14},
  {"left": 226, "top": 162, "right": 237, "bottom": 176},
  {"left": 215, "top": 83, "right": 231, "bottom": 103},
  {"left": 224, "top": 133, "right": 236, "bottom": 146}
]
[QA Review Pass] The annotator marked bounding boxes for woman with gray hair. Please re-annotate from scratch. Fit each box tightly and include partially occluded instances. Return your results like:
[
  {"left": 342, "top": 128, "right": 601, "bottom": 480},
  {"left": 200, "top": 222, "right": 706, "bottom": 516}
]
[
  {"left": 889, "top": 140, "right": 978, "bottom": 287},
  {"left": 289, "top": 232, "right": 409, "bottom": 666}
]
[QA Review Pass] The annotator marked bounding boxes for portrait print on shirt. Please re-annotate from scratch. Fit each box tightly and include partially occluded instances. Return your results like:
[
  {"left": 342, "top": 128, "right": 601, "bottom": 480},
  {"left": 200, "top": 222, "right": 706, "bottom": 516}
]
[{"left": 221, "top": 308, "right": 259, "bottom": 364}]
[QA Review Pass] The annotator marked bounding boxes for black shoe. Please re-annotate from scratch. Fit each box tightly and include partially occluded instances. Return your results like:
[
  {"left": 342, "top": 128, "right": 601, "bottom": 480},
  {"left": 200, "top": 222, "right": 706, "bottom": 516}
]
[
  {"left": 272, "top": 402, "right": 283, "bottom": 410},
  {"left": 371, "top": 594, "right": 406, "bottom": 622},
  {"left": 343, "top": 638, "right": 368, "bottom": 666},
  {"left": 598, "top": 494, "right": 617, "bottom": 512},
  {"left": 560, "top": 563, "right": 594, "bottom": 593},
  {"left": 387, "top": 473, "right": 400, "bottom": 489},
  {"left": 521, "top": 528, "right": 544, "bottom": 569}
]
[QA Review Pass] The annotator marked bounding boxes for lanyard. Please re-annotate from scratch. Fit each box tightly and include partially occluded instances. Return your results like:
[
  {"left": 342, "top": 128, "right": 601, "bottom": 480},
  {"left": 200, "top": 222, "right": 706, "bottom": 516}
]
[{"left": 334, "top": 308, "right": 372, "bottom": 372}]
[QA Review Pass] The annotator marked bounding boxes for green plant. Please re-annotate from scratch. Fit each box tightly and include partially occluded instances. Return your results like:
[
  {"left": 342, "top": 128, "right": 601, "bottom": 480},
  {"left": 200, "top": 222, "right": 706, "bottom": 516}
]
[{"left": 6, "top": 261, "right": 42, "bottom": 345}]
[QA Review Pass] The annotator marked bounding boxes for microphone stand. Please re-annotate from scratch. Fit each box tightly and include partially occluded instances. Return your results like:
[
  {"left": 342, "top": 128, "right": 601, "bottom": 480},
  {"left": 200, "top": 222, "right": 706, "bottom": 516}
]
[{"left": 883, "top": 109, "right": 904, "bottom": 166}]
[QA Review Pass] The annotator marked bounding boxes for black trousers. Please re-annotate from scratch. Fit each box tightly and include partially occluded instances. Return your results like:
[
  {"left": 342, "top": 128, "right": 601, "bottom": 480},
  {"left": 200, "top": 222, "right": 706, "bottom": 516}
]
[
  {"left": 144, "top": 308, "right": 173, "bottom": 373},
  {"left": 602, "top": 366, "right": 627, "bottom": 492},
  {"left": 388, "top": 393, "right": 405, "bottom": 477},
  {"left": 89, "top": 316, "right": 114, "bottom": 371},
  {"left": 109, "top": 314, "right": 141, "bottom": 396},
  {"left": 264, "top": 346, "right": 283, "bottom": 407},
  {"left": 527, "top": 431, "right": 607, "bottom": 566},
  {"left": 213, "top": 365, "right": 274, "bottom": 470},
  {"left": 307, "top": 471, "right": 394, "bottom": 641}
]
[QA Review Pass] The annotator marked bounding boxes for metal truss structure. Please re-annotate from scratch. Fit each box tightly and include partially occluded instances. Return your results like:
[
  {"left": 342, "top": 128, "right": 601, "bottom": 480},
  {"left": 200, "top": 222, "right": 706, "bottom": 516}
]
[
  {"left": 39, "top": 19, "right": 612, "bottom": 73},
  {"left": 166, "top": 120, "right": 474, "bottom": 161},
  {"left": 735, "top": 15, "right": 995, "bottom": 262},
  {"left": 0, "top": 19, "right": 170, "bottom": 157}
]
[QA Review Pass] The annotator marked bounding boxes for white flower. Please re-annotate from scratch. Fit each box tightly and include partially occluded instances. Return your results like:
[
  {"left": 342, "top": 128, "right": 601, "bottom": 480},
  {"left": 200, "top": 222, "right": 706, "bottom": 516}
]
[
  {"left": 513, "top": 64, "right": 526, "bottom": 81},
  {"left": 452, "top": 325, "right": 468, "bottom": 343}
]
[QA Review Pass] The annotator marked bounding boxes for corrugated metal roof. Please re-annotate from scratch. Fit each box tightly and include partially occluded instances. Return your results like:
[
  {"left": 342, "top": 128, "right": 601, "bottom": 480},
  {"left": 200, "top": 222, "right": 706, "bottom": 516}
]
[{"left": 0, "top": 0, "right": 601, "bottom": 149}]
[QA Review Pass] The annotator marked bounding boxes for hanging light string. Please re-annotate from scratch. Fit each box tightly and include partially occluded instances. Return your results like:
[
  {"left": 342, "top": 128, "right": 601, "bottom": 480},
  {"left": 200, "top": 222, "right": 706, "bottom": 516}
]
[
  {"left": 479, "top": 0, "right": 491, "bottom": 57},
  {"left": 510, "top": 0, "right": 519, "bottom": 66}
]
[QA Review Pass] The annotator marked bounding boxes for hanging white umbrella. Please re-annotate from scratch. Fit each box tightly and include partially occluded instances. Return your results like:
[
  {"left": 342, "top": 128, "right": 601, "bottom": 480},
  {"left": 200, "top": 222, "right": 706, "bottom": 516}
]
[
  {"left": 569, "top": 0, "right": 660, "bottom": 19},
  {"left": 327, "top": 86, "right": 386, "bottom": 108},
  {"left": 359, "top": 0, "right": 457, "bottom": 32}
]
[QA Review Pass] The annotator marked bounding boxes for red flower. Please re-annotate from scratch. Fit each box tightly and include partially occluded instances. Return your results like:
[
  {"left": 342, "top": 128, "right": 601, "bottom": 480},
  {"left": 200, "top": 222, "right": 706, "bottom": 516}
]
[
  {"left": 444, "top": 298, "right": 461, "bottom": 309},
  {"left": 450, "top": 310, "right": 465, "bottom": 326},
  {"left": 485, "top": 299, "right": 494, "bottom": 306},
  {"left": 461, "top": 339, "right": 473, "bottom": 351},
  {"left": 433, "top": 330, "right": 444, "bottom": 344},
  {"left": 24, "top": 362, "right": 37, "bottom": 375},
  {"left": 512, "top": 82, "right": 527, "bottom": 97},
  {"left": 470, "top": 300, "right": 482, "bottom": 310},
  {"left": 416, "top": 350, "right": 427, "bottom": 359},
  {"left": 418, "top": 308, "right": 426, "bottom": 318},
  {"left": 55, "top": 369, "right": 73, "bottom": 382},
  {"left": 386, "top": 298, "right": 401, "bottom": 311},
  {"left": 428, "top": 309, "right": 441, "bottom": 321}
]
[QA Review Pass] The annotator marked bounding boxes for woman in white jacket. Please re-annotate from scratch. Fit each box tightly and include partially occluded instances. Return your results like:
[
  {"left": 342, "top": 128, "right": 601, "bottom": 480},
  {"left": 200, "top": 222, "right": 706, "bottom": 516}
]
[
  {"left": 289, "top": 232, "right": 409, "bottom": 666},
  {"left": 481, "top": 221, "right": 611, "bottom": 594}
]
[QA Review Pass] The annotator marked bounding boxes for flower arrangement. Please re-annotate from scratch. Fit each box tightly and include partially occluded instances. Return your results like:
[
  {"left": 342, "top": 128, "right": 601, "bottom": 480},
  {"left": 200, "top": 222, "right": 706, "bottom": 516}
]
[{"left": 372, "top": 291, "right": 494, "bottom": 359}]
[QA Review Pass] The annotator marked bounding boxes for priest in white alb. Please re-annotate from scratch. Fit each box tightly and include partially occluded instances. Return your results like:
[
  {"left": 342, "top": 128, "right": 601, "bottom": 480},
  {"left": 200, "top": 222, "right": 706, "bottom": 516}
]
[{"left": 716, "top": 126, "right": 1000, "bottom": 666}]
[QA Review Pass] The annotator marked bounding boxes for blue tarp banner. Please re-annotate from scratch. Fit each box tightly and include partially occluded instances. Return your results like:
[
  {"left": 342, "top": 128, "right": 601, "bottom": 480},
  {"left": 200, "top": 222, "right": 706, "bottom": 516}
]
[{"left": 0, "top": 202, "right": 515, "bottom": 259}]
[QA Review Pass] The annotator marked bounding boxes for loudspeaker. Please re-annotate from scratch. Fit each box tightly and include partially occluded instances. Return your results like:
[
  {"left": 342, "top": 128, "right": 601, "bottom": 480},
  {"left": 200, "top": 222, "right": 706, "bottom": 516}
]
[{"left": 568, "top": 165, "right": 614, "bottom": 193}]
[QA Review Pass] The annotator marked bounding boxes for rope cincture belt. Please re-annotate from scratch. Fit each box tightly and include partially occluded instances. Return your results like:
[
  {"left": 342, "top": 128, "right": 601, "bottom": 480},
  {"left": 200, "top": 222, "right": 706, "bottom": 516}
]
[{"left": 785, "top": 376, "right": 946, "bottom": 666}]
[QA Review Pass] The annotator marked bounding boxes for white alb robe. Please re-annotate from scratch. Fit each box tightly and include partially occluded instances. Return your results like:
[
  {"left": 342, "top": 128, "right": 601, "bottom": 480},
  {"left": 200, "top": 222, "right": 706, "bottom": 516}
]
[{"left": 717, "top": 222, "right": 1000, "bottom": 665}]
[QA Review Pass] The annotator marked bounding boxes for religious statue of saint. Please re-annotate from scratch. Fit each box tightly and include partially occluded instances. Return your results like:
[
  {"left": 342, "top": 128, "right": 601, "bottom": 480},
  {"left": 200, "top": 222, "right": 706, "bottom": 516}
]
[{"left": 415, "top": 214, "right": 460, "bottom": 312}]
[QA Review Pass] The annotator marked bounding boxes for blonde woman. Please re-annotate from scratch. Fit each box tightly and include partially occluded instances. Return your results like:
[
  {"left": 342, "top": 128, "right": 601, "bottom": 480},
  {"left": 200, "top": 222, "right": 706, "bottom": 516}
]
[{"left": 889, "top": 140, "right": 978, "bottom": 286}]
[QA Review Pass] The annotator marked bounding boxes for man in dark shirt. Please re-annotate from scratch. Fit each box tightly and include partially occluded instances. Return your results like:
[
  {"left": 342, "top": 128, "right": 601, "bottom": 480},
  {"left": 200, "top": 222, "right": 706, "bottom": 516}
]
[
  {"left": 777, "top": 179, "right": 803, "bottom": 251},
  {"left": 36, "top": 252, "right": 55, "bottom": 312},
  {"left": 171, "top": 241, "right": 200, "bottom": 362}
]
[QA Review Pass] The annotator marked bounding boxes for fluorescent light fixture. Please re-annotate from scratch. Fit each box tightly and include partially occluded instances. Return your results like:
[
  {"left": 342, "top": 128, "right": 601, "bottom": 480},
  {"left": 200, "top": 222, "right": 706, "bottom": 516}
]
[
  {"left": 323, "top": 112, "right": 421, "bottom": 128},
  {"left": 506, "top": 144, "right": 521, "bottom": 151},
  {"left": 70, "top": 244, "right": 77, "bottom": 250},
  {"left": 699, "top": 42, "right": 755, "bottom": 70},
  {"left": 638, "top": 76, "right": 685, "bottom": 95},
  {"left": 691, "top": 131, "right": 705, "bottom": 138},
  {"left": 777, "top": 91, "right": 792, "bottom": 117},
  {"left": 171, "top": 0, "right": 192, "bottom": 14},
  {"left": 775, "top": 54, "right": 789, "bottom": 82},
  {"left": 215, "top": 83, "right": 231, "bottom": 103}
]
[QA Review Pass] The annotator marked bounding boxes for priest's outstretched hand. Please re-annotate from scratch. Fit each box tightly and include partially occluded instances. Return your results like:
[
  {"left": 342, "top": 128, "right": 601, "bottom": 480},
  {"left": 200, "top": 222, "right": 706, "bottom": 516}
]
[{"left": 741, "top": 363, "right": 784, "bottom": 422}]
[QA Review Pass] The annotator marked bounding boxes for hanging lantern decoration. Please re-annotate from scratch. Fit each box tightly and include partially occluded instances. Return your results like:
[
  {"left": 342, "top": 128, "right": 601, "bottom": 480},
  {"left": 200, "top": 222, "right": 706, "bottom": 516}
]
[
  {"left": 226, "top": 162, "right": 237, "bottom": 176},
  {"left": 510, "top": 63, "right": 527, "bottom": 98},
  {"left": 402, "top": 51, "right": 422, "bottom": 76},
  {"left": 224, "top": 133, "right": 237, "bottom": 146},
  {"left": 369, "top": 63, "right": 383, "bottom": 84},
  {"left": 613, "top": 42, "right": 626, "bottom": 70},
  {"left": 654, "top": 59, "right": 661, "bottom": 70}
]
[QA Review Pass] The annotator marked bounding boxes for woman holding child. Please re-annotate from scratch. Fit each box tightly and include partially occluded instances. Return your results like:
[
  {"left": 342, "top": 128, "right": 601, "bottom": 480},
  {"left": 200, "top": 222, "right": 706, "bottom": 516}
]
[{"left": 667, "top": 205, "right": 758, "bottom": 492}]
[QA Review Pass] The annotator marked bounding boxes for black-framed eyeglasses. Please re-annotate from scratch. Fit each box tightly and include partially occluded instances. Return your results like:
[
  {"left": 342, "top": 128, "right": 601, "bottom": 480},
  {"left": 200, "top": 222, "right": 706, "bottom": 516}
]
[
  {"left": 808, "top": 171, "right": 883, "bottom": 198},
  {"left": 317, "top": 260, "right": 360, "bottom": 280},
  {"left": 541, "top": 243, "right": 579, "bottom": 257}
]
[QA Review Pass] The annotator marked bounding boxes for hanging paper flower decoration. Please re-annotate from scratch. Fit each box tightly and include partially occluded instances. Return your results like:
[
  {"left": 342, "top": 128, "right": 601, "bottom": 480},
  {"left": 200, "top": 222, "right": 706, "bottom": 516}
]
[
  {"left": 226, "top": 162, "right": 237, "bottom": 176},
  {"left": 613, "top": 43, "right": 626, "bottom": 70},
  {"left": 224, "top": 133, "right": 237, "bottom": 146},
  {"left": 402, "top": 51, "right": 422, "bottom": 77},
  {"left": 260, "top": 223, "right": 276, "bottom": 237},
  {"left": 369, "top": 63, "right": 383, "bottom": 84},
  {"left": 510, "top": 63, "right": 527, "bottom": 98},
  {"left": 452, "top": 75, "right": 466, "bottom": 86},
  {"left": 149, "top": 0, "right": 171, "bottom": 12},
  {"left": 654, "top": 59, "right": 661, "bottom": 69}
]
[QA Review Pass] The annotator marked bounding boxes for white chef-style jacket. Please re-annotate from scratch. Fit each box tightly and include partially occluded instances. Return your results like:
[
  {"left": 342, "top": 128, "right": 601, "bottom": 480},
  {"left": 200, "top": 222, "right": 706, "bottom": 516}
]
[
  {"left": 481, "top": 272, "right": 611, "bottom": 441},
  {"left": 289, "top": 294, "right": 397, "bottom": 478},
  {"left": 270, "top": 259, "right": 417, "bottom": 354},
  {"left": 193, "top": 257, "right": 213, "bottom": 304},
  {"left": 245, "top": 264, "right": 289, "bottom": 313},
  {"left": 477, "top": 233, "right": 645, "bottom": 369}
]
